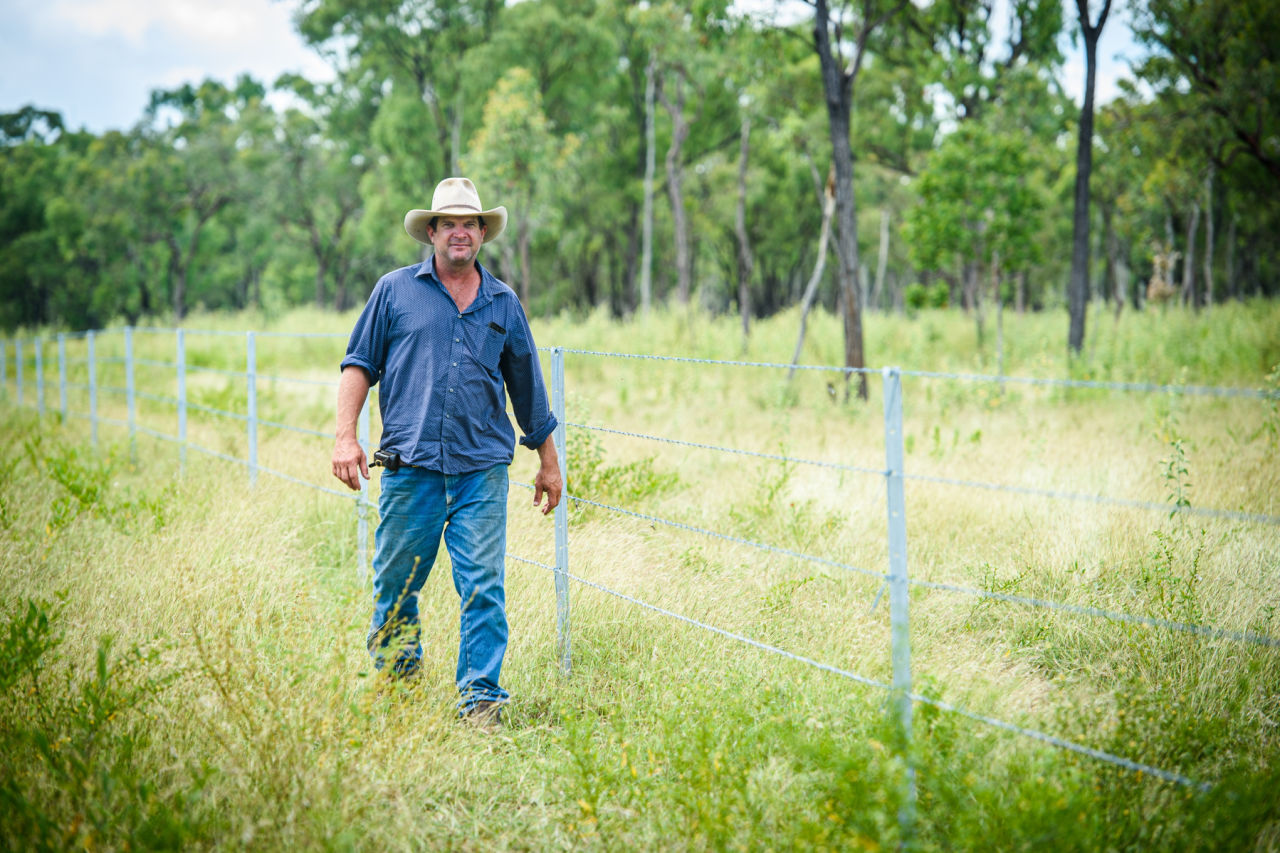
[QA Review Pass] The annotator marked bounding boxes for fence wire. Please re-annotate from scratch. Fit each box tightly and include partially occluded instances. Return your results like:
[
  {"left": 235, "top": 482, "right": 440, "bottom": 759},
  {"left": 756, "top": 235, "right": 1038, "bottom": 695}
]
[
  {"left": 560, "top": 490, "right": 886, "bottom": 582},
  {"left": 507, "top": 552, "right": 1205, "bottom": 790},
  {"left": 901, "top": 368, "right": 1280, "bottom": 400},
  {"left": 567, "top": 420, "right": 886, "bottom": 478},
  {"left": 903, "top": 471, "right": 1280, "bottom": 527}
]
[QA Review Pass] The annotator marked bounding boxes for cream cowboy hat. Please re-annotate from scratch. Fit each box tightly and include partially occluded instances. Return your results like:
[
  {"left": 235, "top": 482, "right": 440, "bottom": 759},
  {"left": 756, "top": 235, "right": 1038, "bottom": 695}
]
[{"left": 404, "top": 177, "right": 507, "bottom": 245}]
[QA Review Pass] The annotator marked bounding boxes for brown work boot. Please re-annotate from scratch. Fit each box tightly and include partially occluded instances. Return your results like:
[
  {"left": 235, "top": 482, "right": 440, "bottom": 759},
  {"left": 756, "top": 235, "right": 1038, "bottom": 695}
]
[{"left": 464, "top": 700, "right": 504, "bottom": 732}]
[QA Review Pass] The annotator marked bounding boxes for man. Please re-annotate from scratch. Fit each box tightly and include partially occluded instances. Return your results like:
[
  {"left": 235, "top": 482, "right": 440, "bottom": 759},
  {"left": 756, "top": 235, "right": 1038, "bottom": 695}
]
[{"left": 332, "top": 177, "right": 562, "bottom": 727}]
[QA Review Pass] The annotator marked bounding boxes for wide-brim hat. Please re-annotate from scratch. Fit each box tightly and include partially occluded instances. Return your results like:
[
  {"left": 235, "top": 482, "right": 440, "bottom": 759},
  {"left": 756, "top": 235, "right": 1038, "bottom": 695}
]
[{"left": 404, "top": 177, "right": 507, "bottom": 245}]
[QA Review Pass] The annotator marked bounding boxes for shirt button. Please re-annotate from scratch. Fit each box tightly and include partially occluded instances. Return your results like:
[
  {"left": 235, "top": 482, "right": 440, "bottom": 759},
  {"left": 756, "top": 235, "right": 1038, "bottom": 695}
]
[
  {"left": 452, "top": 362, "right": 457, "bottom": 366},
  {"left": 454, "top": 337, "right": 460, "bottom": 342}
]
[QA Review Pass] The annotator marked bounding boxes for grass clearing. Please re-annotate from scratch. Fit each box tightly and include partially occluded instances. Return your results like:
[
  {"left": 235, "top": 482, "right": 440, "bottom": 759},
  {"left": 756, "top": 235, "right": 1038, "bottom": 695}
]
[{"left": 2, "top": 302, "right": 1279, "bottom": 849}]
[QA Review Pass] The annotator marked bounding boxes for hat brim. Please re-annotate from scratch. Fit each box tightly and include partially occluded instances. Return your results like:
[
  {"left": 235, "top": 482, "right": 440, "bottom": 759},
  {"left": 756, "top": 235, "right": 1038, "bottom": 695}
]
[{"left": 405, "top": 205, "right": 507, "bottom": 245}]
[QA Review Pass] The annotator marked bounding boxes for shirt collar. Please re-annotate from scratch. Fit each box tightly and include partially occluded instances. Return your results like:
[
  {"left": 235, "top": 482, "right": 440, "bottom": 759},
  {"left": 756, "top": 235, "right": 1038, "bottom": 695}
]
[{"left": 415, "top": 255, "right": 496, "bottom": 312}]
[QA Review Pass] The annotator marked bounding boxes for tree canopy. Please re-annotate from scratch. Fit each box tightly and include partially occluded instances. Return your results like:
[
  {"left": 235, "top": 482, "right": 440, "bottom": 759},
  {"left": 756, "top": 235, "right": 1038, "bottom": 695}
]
[{"left": 1, "top": 0, "right": 1275, "bottom": 343}]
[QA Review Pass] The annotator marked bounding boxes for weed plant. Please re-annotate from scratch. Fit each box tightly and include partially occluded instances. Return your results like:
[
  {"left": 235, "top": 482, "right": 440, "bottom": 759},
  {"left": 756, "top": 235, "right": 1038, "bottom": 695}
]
[{"left": 1, "top": 302, "right": 1278, "bottom": 850}]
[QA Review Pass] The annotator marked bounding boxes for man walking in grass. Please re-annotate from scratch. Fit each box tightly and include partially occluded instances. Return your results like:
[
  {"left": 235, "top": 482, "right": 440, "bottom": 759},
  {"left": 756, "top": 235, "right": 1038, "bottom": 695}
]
[{"left": 331, "top": 177, "right": 562, "bottom": 727}]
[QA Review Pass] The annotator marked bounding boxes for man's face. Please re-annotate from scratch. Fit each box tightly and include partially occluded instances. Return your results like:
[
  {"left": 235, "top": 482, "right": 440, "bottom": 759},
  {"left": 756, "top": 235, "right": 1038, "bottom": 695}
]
[{"left": 428, "top": 216, "right": 485, "bottom": 269}]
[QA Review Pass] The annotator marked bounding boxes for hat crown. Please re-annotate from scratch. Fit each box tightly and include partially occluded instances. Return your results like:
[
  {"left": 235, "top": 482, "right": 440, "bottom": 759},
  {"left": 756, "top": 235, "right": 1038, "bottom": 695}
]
[
  {"left": 430, "top": 177, "right": 484, "bottom": 215},
  {"left": 404, "top": 176, "right": 507, "bottom": 245}
]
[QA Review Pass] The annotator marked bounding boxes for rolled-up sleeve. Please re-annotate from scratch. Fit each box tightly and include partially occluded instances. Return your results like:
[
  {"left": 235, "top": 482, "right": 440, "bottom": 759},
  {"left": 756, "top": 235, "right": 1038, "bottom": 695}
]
[
  {"left": 500, "top": 301, "right": 557, "bottom": 450},
  {"left": 340, "top": 278, "right": 390, "bottom": 384}
]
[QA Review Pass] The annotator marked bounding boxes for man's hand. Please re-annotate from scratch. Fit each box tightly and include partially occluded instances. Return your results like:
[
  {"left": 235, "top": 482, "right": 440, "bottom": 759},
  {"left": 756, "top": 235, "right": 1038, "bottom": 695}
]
[
  {"left": 533, "top": 438, "right": 563, "bottom": 515},
  {"left": 333, "top": 365, "right": 372, "bottom": 491},
  {"left": 332, "top": 436, "right": 369, "bottom": 491}
]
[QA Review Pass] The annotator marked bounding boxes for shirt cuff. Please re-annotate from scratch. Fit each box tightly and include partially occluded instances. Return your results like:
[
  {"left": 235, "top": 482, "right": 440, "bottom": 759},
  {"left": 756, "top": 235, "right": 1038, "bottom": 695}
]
[
  {"left": 519, "top": 415, "right": 557, "bottom": 450},
  {"left": 339, "top": 355, "right": 379, "bottom": 385}
]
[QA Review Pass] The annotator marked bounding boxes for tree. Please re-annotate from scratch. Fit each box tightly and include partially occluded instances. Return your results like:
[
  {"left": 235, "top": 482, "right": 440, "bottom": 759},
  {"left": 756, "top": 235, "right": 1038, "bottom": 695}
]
[
  {"left": 273, "top": 72, "right": 375, "bottom": 310},
  {"left": 903, "top": 121, "right": 1044, "bottom": 345},
  {"left": 807, "top": 0, "right": 908, "bottom": 400},
  {"left": 297, "top": 0, "right": 502, "bottom": 178},
  {"left": 1067, "top": 0, "right": 1112, "bottom": 354},
  {"left": 1133, "top": 0, "right": 1280, "bottom": 188},
  {"left": 464, "top": 67, "right": 567, "bottom": 306}
]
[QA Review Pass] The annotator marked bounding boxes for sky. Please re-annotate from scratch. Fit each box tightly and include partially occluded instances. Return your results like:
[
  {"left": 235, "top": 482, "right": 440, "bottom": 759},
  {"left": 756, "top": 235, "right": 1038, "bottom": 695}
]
[{"left": 0, "top": 0, "right": 1144, "bottom": 136}]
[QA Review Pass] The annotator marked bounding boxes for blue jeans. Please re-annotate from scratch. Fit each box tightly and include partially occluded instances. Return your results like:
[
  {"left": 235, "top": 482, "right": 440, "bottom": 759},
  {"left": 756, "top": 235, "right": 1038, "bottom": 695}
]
[{"left": 368, "top": 464, "right": 509, "bottom": 711}]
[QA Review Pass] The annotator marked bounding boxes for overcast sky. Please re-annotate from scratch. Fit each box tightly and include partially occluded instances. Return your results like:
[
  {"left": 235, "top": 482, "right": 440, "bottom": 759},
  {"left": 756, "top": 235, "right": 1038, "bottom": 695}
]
[{"left": 1, "top": 0, "right": 1143, "bottom": 135}]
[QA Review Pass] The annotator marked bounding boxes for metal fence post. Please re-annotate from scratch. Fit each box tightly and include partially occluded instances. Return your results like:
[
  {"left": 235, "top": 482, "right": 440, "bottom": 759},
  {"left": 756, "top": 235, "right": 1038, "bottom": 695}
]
[
  {"left": 882, "top": 366, "right": 917, "bottom": 841},
  {"left": 177, "top": 329, "right": 187, "bottom": 472},
  {"left": 58, "top": 334, "right": 67, "bottom": 422},
  {"left": 87, "top": 332, "right": 98, "bottom": 447},
  {"left": 35, "top": 338, "right": 45, "bottom": 417},
  {"left": 357, "top": 392, "right": 370, "bottom": 581},
  {"left": 126, "top": 327, "right": 137, "bottom": 461},
  {"left": 246, "top": 331, "right": 258, "bottom": 486},
  {"left": 551, "top": 347, "right": 571, "bottom": 676},
  {"left": 17, "top": 339, "right": 24, "bottom": 407}
]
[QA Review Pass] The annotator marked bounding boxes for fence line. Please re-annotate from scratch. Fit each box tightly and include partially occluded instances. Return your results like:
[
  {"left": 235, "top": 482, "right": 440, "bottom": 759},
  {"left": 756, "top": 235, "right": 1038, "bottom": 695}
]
[
  {"left": 902, "top": 471, "right": 1280, "bottom": 526},
  {"left": 3, "top": 329, "right": 1276, "bottom": 809},
  {"left": 506, "top": 553, "right": 1206, "bottom": 791},
  {"left": 567, "top": 420, "right": 888, "bottom": 477}
]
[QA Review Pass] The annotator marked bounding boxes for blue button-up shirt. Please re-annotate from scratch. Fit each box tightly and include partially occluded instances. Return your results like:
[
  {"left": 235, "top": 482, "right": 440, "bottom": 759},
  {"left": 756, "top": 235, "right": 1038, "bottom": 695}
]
[{"left": 340, "top": 256, "right": 557, "bottom": 474}]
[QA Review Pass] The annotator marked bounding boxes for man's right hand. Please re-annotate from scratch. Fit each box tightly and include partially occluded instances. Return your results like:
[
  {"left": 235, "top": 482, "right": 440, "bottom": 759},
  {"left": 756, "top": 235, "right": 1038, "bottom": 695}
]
[{"left": 332, "top": 436, "right": 369, "bottom": 491}]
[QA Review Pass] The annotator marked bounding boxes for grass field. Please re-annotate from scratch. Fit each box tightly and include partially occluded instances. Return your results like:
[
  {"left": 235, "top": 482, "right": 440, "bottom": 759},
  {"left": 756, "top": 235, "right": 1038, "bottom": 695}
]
[{"left": 2, "top": 301, "right": 1278, "bottom": 850}]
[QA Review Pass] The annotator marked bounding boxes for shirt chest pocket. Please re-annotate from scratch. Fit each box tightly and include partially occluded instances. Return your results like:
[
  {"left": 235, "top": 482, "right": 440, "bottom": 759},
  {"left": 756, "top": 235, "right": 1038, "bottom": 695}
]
[{"left": 465, "top": 320, "right": 506, "bottom": 372}]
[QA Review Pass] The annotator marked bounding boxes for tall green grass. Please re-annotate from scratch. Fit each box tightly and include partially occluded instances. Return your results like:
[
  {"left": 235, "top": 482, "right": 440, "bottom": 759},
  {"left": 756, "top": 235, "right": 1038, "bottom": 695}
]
[{"left": 1, "top": 303, "right": 1278, "bottom": 850}]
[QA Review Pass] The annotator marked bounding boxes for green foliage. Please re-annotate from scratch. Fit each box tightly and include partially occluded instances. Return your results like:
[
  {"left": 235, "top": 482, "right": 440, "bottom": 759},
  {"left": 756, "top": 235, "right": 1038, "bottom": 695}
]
[
  {"left": 0, "top": 598, "right": 210, "bottom": 850},
  {"left": 905, "top": 281, "right": 950, "bottom": 311},
  {"left": 566, "top": 424, "right": 680, "bottom": 509},
  {"left": 23, "top": 435, "right": 170, "bottom": 536}
]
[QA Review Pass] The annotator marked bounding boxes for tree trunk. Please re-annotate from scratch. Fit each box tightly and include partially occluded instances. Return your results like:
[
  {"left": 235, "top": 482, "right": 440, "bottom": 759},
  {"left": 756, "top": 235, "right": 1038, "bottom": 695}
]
[
  {"left": 789, "top": 166, "right": 836, "bottom": 383},
  {"left": 518, "top": 217, "right": 532, "bottom": 308},
  {"left": 640, "top": 52, "right": 656, "bottom": 315},
  {"left": 1068, "top": 0, "right": 1112, "bottom": 354},
  {"left": 1182, "top": 200, "right": 1200, "bottom": 309},
  {"left": 1202, "top": 168, "right": 1214, "bottom": 308},
  {"left": 814, "top": 0, "right": 885, "bottom": 401},
  {"left": 735, "top": 111, "right": 754, "bottom": 344},
  {"left": 1102, "top": 203, "right": 1122, "bottom": 319},
  {"left": 657, "top": 72, "right": 692, "bottom": 306},
  {"left": 993, "top": 251, "right": 1004, "bottom": 379},
  {"left": 1225, "top": 214, "right": 1237, "bottom": 300},
  {"left": 872, "top": 207, "right": 890, "bottom": 312}
]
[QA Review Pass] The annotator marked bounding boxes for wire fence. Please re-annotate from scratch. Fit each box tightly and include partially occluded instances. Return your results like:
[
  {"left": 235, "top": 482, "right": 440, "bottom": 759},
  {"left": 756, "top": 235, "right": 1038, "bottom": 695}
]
[{"left": 3, "top": 327, "right": 1278, "bottom": 807}]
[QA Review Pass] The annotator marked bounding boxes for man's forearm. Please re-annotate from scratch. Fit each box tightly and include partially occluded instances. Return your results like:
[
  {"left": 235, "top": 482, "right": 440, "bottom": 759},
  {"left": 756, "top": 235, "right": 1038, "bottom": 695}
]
[
  {"left": 536, "top": 435, "right": 559, "bottom": 472},
  {"left": 336, "top": 366, "right": 372, "bottom": 440}
]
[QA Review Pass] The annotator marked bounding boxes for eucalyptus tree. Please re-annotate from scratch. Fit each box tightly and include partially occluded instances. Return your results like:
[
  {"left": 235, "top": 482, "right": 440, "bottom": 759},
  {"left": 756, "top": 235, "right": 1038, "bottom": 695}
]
[
  {"left": 464, "top": 0, "right": 617, "bottom": 310},
  {"left": 464, "top": 67, "right": 564, "bottom": 307},
  {"left": 0, "top": 109, "right": 69, "bottom": 330},
  {"left": 1131, "top": 0, "right": 1280, "bottom": 300},
  {"left": 1132, "top": 0, "right": 1280, "bottom": 190},
  {"left": 802, "top": 0, "right": 911, "bottom": 398},
  {"left": 903, "top": 120, "right": 1045, "bottom": 346},
  {"left": 295, "top": 0, "right": 503, "bottom": 183},
  {"left": 272, "top": 72, "right": 376, "bottom": 311},
  {"left": 629, "top": 0, "right": 737, "bottom": 308},
  {"left": 908, "top": 0, "right": 1063, "bottom": 317},
  {"left": 1067, "top": 0, "right": 1112, "bottom": 353},
  {"left": 140, "top": 77, "right": 268, "bottom": 319}
]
